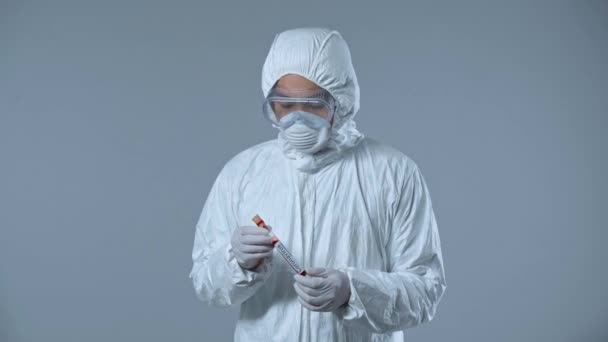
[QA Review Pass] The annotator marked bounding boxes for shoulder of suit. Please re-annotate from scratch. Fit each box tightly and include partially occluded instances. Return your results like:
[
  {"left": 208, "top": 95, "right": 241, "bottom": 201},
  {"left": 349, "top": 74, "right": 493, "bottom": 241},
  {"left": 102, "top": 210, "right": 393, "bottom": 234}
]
[
  {"left": 357, "top": 137, "right": 420, "bottom": 176},
  {"left": 219, "top": 139, "right": 279, "bottom": 179}
]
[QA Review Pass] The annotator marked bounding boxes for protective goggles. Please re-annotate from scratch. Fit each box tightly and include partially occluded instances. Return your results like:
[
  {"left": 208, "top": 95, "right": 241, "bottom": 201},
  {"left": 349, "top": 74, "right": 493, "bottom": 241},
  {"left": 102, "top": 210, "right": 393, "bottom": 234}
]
[{"left": 262, "top": 87, "right": 336, "bottom": 127}]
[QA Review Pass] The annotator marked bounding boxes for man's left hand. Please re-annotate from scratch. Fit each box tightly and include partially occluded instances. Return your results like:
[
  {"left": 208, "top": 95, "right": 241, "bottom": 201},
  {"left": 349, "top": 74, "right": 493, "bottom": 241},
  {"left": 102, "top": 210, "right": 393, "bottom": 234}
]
[{"left": 293, "top": 267, "right": 351, "bottom": 312}]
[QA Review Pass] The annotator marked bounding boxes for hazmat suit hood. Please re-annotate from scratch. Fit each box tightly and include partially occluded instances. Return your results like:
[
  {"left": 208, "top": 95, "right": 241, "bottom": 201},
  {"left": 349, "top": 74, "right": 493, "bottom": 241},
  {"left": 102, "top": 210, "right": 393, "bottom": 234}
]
[{"left": 261, "top": 28, "right": 364, "bottom": 173}]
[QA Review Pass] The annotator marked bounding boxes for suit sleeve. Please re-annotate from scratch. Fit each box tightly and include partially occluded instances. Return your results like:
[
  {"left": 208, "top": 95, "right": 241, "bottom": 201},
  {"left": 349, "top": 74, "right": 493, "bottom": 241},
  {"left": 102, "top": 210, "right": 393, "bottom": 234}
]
[
  {"left": 334, "top": 165, "right": 447, "bottom": 332},
  {"left": 188, "top": 164, "right": 272, "bottom": 307}
]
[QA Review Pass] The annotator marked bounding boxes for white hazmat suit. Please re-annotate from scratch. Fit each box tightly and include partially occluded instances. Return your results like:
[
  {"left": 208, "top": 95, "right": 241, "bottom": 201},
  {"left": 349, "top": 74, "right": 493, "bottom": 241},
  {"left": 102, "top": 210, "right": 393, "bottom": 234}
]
[{"left": 189, "top": 28, "right": 447, "bottom": 341}]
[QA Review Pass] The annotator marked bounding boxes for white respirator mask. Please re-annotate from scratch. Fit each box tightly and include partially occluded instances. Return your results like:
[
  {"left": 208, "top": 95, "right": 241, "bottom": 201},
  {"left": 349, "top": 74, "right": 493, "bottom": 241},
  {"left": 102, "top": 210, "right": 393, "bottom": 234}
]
[{"left": 279, "top": 111, "right": 331, "bottom": 154}]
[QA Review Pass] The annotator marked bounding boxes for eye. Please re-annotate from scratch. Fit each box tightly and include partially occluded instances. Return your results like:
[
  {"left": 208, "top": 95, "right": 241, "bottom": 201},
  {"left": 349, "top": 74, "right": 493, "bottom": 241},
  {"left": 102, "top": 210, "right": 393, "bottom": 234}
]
[{"left": 279, "top": 103, "right": 295, "bottom": 109}]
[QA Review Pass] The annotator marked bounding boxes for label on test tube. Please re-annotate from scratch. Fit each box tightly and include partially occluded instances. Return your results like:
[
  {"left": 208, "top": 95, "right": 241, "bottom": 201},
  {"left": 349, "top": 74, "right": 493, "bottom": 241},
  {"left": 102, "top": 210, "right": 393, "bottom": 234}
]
[{"left": 252, "top": 215, "right": 307, "bottom": 276}]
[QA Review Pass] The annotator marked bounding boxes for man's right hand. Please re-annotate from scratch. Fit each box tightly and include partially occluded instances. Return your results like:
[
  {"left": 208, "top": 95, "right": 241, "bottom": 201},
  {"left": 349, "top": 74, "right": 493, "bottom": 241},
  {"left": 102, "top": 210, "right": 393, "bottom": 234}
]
[{"left": 230, "top": 226, "right": 274, "bottom": 270}]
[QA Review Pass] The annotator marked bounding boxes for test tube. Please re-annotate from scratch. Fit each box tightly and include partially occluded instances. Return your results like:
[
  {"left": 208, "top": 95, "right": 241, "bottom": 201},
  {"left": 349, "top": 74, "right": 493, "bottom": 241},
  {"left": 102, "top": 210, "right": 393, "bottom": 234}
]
[{"left": 252, "top": 215, "right": 307, "bottom": 276}]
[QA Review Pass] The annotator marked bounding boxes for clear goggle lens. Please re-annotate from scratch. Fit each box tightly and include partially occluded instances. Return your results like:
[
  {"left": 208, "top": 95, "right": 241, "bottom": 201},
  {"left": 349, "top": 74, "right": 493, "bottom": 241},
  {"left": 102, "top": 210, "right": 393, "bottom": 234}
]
[{"left": 262, "top": 88, "right": 336, "bottom": 126}]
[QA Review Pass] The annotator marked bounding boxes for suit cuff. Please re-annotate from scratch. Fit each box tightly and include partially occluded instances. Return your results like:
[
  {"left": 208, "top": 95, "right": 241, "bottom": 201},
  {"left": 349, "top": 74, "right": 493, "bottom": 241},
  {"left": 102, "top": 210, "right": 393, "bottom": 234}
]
[{"left": 334, "top": 267, "right": 366, "bottom": 321}]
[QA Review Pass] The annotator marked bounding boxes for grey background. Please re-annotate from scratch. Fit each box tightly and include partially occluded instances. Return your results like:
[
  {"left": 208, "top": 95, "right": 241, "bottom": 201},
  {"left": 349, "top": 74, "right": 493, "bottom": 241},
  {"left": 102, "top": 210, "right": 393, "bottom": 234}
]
[{"left": 1, "top": 1, "right": 607, "bottom": 341}]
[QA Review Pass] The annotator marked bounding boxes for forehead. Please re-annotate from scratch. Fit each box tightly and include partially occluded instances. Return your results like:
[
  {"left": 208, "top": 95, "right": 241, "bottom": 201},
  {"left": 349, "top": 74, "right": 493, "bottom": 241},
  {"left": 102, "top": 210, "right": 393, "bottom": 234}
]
[{"left": 274, "top": 74, "right": 323, "bottom": 97}]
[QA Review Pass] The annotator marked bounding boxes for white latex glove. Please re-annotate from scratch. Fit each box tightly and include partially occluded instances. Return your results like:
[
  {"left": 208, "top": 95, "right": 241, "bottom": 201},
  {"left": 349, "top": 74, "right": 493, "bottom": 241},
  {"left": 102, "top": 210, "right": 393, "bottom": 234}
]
[
  {"left": 293, "top": 267, "right": 351, "bottom": 312},
  {"left": 230, "top": 226, "right": 274, "bottom": 270}
]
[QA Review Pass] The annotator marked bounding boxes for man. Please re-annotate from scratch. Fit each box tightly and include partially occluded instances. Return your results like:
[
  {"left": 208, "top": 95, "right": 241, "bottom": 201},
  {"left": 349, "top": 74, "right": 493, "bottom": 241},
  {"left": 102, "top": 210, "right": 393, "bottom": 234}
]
[{"left": 189, "top": 27, "right": 447, "bottom": 341}]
